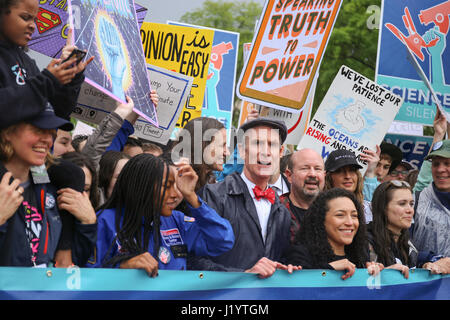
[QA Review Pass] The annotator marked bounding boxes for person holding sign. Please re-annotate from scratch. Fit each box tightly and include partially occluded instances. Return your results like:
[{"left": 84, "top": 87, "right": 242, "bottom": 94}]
[
  {"left": 87, "top": 154, "right": 234, "bottom": 274},
  {"left": 0, "top": 1, "right": 93, "bottom": 129},
  {"left": 286, "top": 188, "right": 383, "bottom": 280}
]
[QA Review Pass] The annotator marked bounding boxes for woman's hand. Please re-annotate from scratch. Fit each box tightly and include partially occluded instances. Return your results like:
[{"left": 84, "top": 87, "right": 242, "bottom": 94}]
[
  {"left": 386, "top": 263, "right": 409, "bottom": 279},
  {"left": 56, "top": 188, "right": 97, "bottom": 224},
  {"left": 366, "top": 261, "right": 384, "bottom": 277},
  {"left": 114, "top": 95, "right": 135, "bottom": 120},
  {"left": 174, "top": 158, "right": 199, "bottom": 208},
  {"left": 329, "top": 259, "right": 356, "bottom": 280},
  {"left": 120, "top": 252, "right": 159, "bottom": 278},
  {"left": 0, "top": 172, "right": 24, "bottom": 226},
  {"left": 150, "top": 90, "right": 159, "bottom": 108}
]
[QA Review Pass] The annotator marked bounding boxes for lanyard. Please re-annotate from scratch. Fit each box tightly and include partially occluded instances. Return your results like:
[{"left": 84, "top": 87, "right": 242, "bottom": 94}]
[{"left": 23, "top": 189, "right": 49, "bottom": 267}]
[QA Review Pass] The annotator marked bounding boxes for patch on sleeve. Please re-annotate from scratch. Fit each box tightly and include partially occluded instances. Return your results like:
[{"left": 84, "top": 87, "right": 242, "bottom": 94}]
[{"left": 184, "top": 216, "right": 195, "bottom": 223}]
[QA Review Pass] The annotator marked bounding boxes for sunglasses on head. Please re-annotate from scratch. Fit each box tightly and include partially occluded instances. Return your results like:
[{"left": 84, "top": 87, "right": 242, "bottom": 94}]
[{"left": 388, "top": 180, "right": 411, "bottom": 188}]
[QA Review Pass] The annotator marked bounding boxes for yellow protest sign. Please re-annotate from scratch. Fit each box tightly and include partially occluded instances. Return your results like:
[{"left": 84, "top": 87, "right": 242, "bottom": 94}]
[{"left": 140, "top": 22, "right": 214, "bottom": 128}]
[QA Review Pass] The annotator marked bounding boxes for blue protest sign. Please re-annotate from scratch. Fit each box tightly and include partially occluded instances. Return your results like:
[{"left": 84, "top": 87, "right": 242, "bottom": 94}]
[
  {"left": 384, "top": 133, "right": 434, "bottom": 169},
  {"left": 70, "top": 0, "right": 157, "bottom": 125},
  {"left": 168, "top": 21, "right": 239, "bottom": 139},
  {"left": 376, "top": 0, "right": 450, "bottom": 125}
]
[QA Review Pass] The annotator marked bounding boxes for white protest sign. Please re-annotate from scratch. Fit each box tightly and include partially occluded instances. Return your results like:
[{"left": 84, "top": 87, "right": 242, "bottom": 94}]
[
  {"left": 298, "top": 65, "right": 403, "bottom": 171},
  {"left": 71, "top": 64, "right": 193, "bottom": 145}
]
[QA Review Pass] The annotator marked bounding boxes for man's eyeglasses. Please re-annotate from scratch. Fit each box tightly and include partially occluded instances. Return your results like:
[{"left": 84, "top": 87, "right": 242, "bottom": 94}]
[{"left": 390, "top": 170, "right": 409, "bottom": 177}]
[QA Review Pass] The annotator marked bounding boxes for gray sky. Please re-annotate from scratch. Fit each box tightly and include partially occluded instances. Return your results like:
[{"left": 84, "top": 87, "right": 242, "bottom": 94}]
[{"left": 140, "top": 0, "right": 266, "bottom": 24}]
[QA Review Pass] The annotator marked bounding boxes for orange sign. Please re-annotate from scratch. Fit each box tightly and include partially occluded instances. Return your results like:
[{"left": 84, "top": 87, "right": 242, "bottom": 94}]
[{"left": 237, "top": 0, "right": 342, "bottom": 111}]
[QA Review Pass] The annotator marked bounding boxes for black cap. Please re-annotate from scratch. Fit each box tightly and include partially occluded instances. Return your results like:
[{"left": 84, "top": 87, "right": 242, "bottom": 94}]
[
  {"left": 29, "top": 103, "right": 74, "bottom": 131},
  {"left": 325, "top": 149, "right": 363, "bottom": 172},
  {"left": 380, "top": 142, "right": 402, "bottom": 173},
  {"left": 396, "top": 160, "right": 413, "bottom": 171},
  {"left": 239, "top": 117, "right": 287, "bottom": 143}
]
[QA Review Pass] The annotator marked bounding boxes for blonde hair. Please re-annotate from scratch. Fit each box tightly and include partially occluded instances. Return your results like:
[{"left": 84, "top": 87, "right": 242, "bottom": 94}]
[{"left": 0, "top": 123, "right": 55, "bottom": 167}]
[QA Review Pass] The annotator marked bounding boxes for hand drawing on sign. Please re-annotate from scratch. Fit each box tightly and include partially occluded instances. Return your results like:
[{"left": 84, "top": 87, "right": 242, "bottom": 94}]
[
  {"left": 385, "top": 2, "right": 450, "bottom": 118},
  {"left": 204, "top": 42, "right": 233, "bottom": 111},
  {"left": 335, "top": 101, "right": 366, "bottom": 133},
  {"left": 99, "top": 16, "right": 126, "bottom": 101}
]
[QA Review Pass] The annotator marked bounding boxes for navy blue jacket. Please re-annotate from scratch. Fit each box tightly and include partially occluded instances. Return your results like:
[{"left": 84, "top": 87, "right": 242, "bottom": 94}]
[
  {"left": 190, "top": 172, "right": 291, "bottom": 272},
  {"left": 0, "top": 167, "right": 97, "bottom": 267},
  {"left": 0, "top": 39, "right": 84, "bottom": 129},
  {"left": 87, "top": 197, "right": 234, "bottom": 270}
]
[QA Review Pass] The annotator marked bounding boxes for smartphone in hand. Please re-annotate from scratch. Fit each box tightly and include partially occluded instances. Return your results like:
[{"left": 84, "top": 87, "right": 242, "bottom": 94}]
[{"left": 61, "top": 48, "right": 87, "bottom": 65}]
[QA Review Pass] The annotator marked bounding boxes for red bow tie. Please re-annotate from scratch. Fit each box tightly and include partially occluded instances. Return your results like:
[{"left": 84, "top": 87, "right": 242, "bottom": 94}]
[{"left": 253, "top": 185, "right": 275, "bottom": 204}]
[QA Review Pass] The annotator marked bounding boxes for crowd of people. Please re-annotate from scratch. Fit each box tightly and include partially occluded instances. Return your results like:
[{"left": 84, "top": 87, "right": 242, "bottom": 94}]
[{"left": 0, "top": 0, "right": 449, "bottom": 286}]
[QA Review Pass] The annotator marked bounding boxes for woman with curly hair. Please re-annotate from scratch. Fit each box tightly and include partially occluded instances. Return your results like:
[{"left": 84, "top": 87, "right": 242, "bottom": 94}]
[{"left": 286, "top": 188, "right": 383, "bottom": 279}]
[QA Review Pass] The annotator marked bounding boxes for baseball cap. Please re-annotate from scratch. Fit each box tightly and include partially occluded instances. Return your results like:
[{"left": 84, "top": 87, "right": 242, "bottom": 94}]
[
  {"left": 29, "top": 103, "right": 74, "bottom": 131},
  {"left": 380, "top": 142, "right": 403, "bottom": 173},
  {"left": 425, "top": 139, "right": 450, "bottom": 160},
  {"left": 239, "top": 117, "right": 287, "bottom": 143},
  {"left": 325, "top": 149, "right": 363, "bottom": 172}
]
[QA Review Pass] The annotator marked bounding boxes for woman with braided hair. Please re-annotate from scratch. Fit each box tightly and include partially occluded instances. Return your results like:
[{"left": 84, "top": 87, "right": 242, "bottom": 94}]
[{"left": 87, "top": 153, "right": 234, "bottom": 276}]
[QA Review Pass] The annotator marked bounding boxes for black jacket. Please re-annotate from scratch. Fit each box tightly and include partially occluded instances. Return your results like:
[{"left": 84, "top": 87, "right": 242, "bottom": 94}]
[
  {"left": 0, "top": 40, "right": 84, "bottom": 129},
  {"left": 0, "top": 165, "right": 97, "bottom": 267},
  {"left": 285, "top": 242, "right": 348, "bottom": 269},
  {"left": 189, "top": 172, "right": 291, "bottom": 272}
]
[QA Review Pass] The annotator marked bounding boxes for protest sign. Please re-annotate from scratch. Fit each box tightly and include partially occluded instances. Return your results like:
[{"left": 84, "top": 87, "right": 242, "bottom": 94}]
[
  {"left": 384, "top": 133, "right": 434, "bottom": 169},
  {"left": 236, "top": 0, "right": 342, "bottom": 112},
  {"left": 30, "top": 2, "right": 147, "bottom": 58},
  {"left": 140, "top": 22, "right": 214, "bottom": 129},
  {"left": 71, "top": 64, "right": 193, "bottom": 144},
  {"left": 298, "top": 65, "right": 403, "bottom": 171},
  {"left": 238, "top": 75, "right": 317, "bottom": 146},
  {"left": 388, "top": 121, "right": 423, "bottom": 136},
  {"left": 69, "top": 0, "right": 157, "bottom": 125},
  {"left": 168, "top": 22, "right": 239, "bottom": 140},
  {"left": 376, "top": 0, "right": 450, "bottom": 125},
  {"left": 405, "top": 44, "right": 450, "bottom": 122}
]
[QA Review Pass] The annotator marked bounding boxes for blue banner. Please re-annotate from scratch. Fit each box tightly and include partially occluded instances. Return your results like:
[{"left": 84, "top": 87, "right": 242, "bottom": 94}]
[
  {"left": 384, "top": 133, "right": 434, "bottom": 169},
  {"left": 0, "top": 268, "right": 448, "bottom": 300},
  {"left": 376, "top": 0, "right": 450, "bottom": 125}
]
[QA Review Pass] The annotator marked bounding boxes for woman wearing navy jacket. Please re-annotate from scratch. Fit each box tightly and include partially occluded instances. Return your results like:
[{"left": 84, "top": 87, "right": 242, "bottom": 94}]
[
  {"left": 87, "top": 154, "right": 234, "bottom": 276},
  {"left": 0, "top": 105, "right": 97, "bottom": 267}
]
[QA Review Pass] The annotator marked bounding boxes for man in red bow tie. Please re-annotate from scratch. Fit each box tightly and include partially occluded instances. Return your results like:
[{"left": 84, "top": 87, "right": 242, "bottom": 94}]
[{"left": 192, "top": 117, "right": 301, "bottom": 278}]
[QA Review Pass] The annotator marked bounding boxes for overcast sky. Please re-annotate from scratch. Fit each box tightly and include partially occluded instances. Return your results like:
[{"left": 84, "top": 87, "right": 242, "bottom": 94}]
[{"left": 140, "top": 0, "right": 266, "bottom": 24}]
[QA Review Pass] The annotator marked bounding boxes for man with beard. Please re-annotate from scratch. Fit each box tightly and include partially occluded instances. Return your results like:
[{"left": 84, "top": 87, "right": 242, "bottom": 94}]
[{"left": 281, "top": 149, "right": 325, "bottom": 243}]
